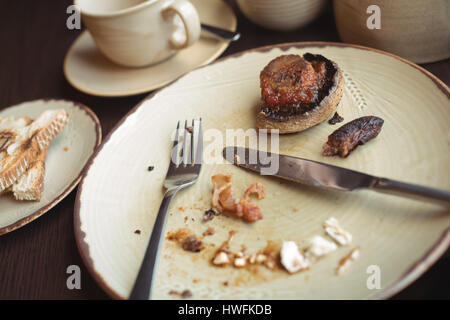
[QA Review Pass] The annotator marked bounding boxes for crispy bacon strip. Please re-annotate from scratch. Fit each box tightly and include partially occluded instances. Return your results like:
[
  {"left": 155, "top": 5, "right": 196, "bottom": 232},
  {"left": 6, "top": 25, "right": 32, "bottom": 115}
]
[
  {"left": 211, "top": 174, "right": 265, "bottom": 222},
  {"left": 244, "top": 182, "right": 266, "bottom": 200}
]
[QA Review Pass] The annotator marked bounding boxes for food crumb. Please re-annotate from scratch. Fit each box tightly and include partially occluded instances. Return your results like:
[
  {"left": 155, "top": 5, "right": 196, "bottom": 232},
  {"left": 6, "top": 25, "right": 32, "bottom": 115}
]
[
  {"left": 167, "top": 228, "right": 205, "bottom": 252},
  {"left": 336, "top": 247, "right": 360, "bottom": 275},
  {"left": 328, "top": 112, "right": 344, "bottom": 125},
  {"left": 134, "top": 229, "right": 141, "bottom": 235},
  {"left": 223, "top": 281, "right": 229, "bottom": 286},
  {"left": 293, "top": 207, "right": 299, "bottom": 212},
  {"left": 186, "top": 126, "right": 193, "bottom": 134},
  {"left": 64, "top": 146, "right": 69, "bottom": 152},
  {"left": 202, "top": 227, "right": 215, "bottom": 237},
  {"left": 192, "top": 279, "right": 199, "bottom": 284},
  {"left": 184, "top": 216, "right": 188, "bottom": 223},
  {"left": 323, "top": 217, "right": 352, "bottom": 246},
  {"left": 211, "top": 174, "right": 265, "bottom": 223},
  {"left": 203, "top": 208, "right": 217, "bottom": 222},
  {"left": 147, "top": 166, "right": 154, "bottom": 171},
  {"left": 182, "top": 235, "right": 204, "bottom": 252},
  {"left": 169, "top": 289, "right": 192, "bottom": 298}
]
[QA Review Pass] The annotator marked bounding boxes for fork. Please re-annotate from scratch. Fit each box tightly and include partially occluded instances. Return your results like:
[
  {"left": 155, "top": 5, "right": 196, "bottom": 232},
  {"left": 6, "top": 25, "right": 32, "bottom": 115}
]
[{"left": 129, "top": 119, "right": 203, "bottom": 300}]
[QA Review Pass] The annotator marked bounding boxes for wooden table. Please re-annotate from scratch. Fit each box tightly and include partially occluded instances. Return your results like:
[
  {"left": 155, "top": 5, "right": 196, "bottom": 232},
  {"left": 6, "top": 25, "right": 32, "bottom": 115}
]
[{"left": 0, "top": 0, "right": 448, "bottom": 299}]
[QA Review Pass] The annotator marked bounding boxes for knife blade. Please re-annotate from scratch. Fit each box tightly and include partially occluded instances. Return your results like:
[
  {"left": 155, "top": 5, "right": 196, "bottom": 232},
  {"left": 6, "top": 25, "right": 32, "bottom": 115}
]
[{"left": 222, "top": 146, "right": 450, "bottom": 205}]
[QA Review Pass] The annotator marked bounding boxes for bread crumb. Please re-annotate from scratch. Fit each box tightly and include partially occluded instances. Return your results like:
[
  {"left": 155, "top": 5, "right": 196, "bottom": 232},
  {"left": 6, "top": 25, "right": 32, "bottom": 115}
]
[
  {"left": 234, "top": 257, "right": 246, "bottom": 268},
  {"left": 323, "top": 217, "right": 352, "bottom": 246},
  {"left": 202, "top": 227, "right": 215, "bottom": 237},
  {"left": 213, "top": 251, "right": 230, "bottom": 265},
  {"left": 305, "top": 236, "right": 337, "bottom": 259},
  {"left": 280, "top": 241, "right": 309, "bottom": 273}
]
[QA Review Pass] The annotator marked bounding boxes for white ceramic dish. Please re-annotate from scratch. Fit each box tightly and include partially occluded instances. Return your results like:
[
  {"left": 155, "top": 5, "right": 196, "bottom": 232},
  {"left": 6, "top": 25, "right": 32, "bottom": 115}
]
[
  {"left": 64, "top": 0, "right": 236, "bottom": 97},
  {"left": 75, "top": 42, "right": 450, "bottom": 299},
  {"left": 0, "top": 99, "right": 101, "bottom": 235}
]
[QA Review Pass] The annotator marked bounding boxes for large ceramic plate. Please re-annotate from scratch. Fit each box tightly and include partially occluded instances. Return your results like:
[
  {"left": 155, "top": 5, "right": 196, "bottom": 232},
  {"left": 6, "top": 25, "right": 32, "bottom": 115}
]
[
  {"left": 75, "top": 42, "right": 450, "bottom": 299},
  {"left": 0, "top": 99, "right": 101, "bottom": 235},
  {"left": 63, "top": 0, "right": 236, "bottom": 97}
]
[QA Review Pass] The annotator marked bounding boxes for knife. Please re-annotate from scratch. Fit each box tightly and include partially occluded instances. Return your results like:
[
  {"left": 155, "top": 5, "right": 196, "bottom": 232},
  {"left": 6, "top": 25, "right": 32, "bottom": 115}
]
[{"left": 223, "top": 146, "right": 450, "bottom": 206}]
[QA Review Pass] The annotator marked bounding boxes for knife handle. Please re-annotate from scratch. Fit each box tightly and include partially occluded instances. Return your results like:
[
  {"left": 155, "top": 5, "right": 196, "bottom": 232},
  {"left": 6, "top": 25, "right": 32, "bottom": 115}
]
[{"left": 370, "top": 177, "right": 450, "bottom": 206}]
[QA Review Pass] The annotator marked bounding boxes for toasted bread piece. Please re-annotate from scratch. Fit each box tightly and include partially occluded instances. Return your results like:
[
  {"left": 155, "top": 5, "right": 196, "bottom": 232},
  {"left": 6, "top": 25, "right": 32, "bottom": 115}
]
[
  {"left": 12, "top": 150, "right": 47, "bottom": 201},
  {"left": 0, "top": 109, "right": 69, "bottom": 193},
  {"left": 256, "top": 54, "right": 344, "bottom": 134}
]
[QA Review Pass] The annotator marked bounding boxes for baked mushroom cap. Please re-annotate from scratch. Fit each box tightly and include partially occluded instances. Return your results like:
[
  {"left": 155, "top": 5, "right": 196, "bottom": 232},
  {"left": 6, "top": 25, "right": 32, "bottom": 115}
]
[{"left": 256, "top": 53, "right": 344, "bottom": 134}]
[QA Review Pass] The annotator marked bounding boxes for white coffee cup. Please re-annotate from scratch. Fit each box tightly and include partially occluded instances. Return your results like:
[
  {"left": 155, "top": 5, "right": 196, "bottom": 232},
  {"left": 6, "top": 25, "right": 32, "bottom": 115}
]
[{"left": 74, "top": 0, "right": 201, "bottom": 67}]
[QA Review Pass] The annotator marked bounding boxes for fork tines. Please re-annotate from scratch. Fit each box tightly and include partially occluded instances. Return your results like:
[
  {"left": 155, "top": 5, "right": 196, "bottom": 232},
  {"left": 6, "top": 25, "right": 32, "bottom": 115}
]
[{"left": 171, "top": 119, "right": 202, "bottom": 167}]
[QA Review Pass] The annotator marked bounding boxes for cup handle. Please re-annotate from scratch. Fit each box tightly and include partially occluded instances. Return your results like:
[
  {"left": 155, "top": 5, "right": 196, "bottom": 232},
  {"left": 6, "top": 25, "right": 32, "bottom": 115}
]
[{"left": 164, "top": 0, "right": 200, "bottom": 49}]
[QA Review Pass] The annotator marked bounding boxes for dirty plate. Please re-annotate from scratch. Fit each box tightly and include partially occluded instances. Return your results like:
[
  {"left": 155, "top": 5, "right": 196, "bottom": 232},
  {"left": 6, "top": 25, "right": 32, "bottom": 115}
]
[
  {"left": 75, "top": 42, "right": 450, "bottom": 299},
  {"left": 0, "top": 99, "right": 101, "bottom": 235}
]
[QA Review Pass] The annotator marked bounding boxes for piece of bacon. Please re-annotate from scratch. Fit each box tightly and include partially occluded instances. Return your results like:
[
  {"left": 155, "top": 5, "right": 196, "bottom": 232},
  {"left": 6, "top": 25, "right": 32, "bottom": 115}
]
[
  {"left": 244, "top": 182, "right": 266, "bottom": 200},
  {"left": 211, "top": 174, "right": 265, "bottom": 222}
]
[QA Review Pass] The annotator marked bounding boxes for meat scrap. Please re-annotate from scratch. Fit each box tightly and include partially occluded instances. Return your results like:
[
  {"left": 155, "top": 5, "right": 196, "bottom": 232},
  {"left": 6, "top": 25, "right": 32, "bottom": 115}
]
[
  {"left": 211, "top": 174, "right": 265, "bottom": 222},
  {"left": 182, "top": 235, "right": 204, "bottom": 252},
  {"left": 203, "top": 208, "right": 217, "bottom": 222},
  {"left": 202, "top": 227, "right": 215, "bottom": 237},
  {"left": 244, "top": 182, "right": 266, "bottom": 200},
  {"left": 323, "top": 116, "right": 384, "bottom": 157},
  {"left": 169, "top": 289, "right": 193, "bottom": 298},
  {"left": 167, "top": 228, "right": 205, "bottom": 252},
  {"left": 328, "top": 112, "right": 344, "bottom": 125}
]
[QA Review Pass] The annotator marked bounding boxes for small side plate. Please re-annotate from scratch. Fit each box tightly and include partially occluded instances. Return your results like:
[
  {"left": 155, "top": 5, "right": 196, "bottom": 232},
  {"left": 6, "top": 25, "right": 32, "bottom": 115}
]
[{"left": 0, "top": 99, "right": 101, "bottom": 235}]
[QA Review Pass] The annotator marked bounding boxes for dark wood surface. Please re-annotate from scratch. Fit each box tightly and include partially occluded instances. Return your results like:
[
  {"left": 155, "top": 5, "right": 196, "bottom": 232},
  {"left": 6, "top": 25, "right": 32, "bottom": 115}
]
[{"left": 0, "top": 0, "right": 448, "bottom": 300}]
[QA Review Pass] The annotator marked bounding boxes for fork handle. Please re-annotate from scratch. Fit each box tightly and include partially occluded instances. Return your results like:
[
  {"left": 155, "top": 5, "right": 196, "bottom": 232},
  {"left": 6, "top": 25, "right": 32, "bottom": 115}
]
[{"left": 129, "top": 188, "right": 178, "bottom": 300}]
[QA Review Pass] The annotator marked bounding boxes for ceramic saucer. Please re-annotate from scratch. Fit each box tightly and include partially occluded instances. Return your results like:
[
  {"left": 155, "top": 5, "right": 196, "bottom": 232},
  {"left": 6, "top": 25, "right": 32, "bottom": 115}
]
[{"left": 63, "top": 0, "right": 237, "bottom": 97}]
